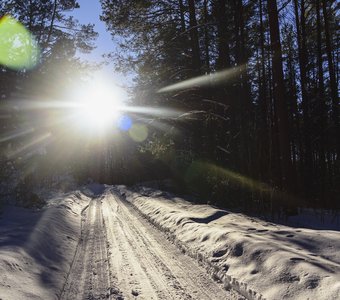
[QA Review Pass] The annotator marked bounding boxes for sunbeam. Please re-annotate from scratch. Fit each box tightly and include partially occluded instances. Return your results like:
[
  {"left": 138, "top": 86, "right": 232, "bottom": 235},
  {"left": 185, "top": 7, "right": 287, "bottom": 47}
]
[
  {"left": 0, "top": 127, "right": 35, "bottom": 143},
  {"left": 158, "top": 66, "right": 246, "bottom": 93},
  {"left": 7, "top": 132, "right": 51, "bottom": 159},
  {"left": 122, "top": 106, "right": 183, "bottom": 118},
  {"left": 186, "top": 161, "right": 303, "bottom": 206}
]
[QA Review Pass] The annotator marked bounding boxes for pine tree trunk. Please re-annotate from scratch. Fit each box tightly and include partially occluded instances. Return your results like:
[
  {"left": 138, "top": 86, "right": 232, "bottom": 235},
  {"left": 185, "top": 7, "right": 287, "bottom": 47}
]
[
  {"left": 293, "top": 0, "right": 313, "bottom": 198},
  {"left": 258, "top": 0, "right": 270, "bottom": 183},
  {"left": 178, "top": 0, "right": 186, "bottom": 32},
  {"left": 45, "top": 0, "right": 58, "bottom": 49},
  {"left": 316, "top": 0, "right": 326, "bottom": 197},
  {"left": 215, "top": 0, "right": 230, "bottom": 69},
  {"left": 322, "top": 0, "right": 340, "bottom": 158},
  {"left": 267, "top": 0, "right": 293, "bottom": 193},
  {"left": 188, "top": 0, "right": 201, "bottom": 74},
  {"left": 203, "top": 0, "right": 211, "bottom": 72}
]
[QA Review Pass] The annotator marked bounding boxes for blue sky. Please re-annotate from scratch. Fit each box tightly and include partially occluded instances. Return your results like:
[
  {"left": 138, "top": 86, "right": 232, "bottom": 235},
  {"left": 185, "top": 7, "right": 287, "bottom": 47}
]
[
  {"left": 72, "top": 0, "right": 111, "bottom": 62},
  {"left": 70, "top": 0, "right": 130, "bottom": 86}
]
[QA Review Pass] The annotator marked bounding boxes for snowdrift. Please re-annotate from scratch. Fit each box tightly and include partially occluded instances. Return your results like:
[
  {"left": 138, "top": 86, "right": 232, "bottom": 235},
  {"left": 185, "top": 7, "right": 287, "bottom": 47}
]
[
  {"left": 116, "top": 186, "right": 340, "bottom": 300},
  {"left": 0, "top": 191, "right": 90, "bottom": 299}
]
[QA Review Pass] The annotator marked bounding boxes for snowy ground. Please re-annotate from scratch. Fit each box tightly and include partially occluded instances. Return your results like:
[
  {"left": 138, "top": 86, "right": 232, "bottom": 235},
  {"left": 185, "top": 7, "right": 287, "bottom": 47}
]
[
  {"left": 0, "top": 190, "right": 90, "bottom": 299},
  {"left": 0, "top": 185, "right": 240, "bottom": 300},
  {"left": 116, "top": 185, "right": 340, "bottom": 300},
  {"left": 0, "top": 184, "right": 339, "bottom": 300}
]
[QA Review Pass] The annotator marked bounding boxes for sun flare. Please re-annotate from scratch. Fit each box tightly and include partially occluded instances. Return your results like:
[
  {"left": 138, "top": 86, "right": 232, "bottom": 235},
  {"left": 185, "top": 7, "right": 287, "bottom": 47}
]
[
  {"left": 70, "top": 74, "right": 127, "bottom": 131},
  {"left": 79, "top": 93, "right": 120, "bottom": 128}
]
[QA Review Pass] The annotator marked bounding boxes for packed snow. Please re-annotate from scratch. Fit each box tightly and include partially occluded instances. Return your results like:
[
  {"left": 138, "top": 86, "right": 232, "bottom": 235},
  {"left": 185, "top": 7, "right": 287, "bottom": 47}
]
[
  {"left": 1, "top": 184, "right": 339, "bottom": 299},
  {"left": 0, "top": 190, "right": 90, "bottom": 299},
  {"left": 115, "top": 185, "right": 340, "bottom": 300}
]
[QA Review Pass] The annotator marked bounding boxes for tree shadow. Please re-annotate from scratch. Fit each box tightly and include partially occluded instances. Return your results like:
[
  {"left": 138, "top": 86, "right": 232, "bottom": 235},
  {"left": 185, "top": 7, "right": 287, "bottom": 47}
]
[
  {"left": 0, "top": 193, "right": 85, "bottom": 295},
  {"left": 189, "top": 210, "right": 229, "bottom": 223}
]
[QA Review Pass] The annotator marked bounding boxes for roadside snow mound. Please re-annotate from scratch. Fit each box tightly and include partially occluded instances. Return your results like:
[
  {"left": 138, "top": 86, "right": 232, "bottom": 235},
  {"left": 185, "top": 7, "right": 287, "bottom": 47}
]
[
  {"left": 116, "top": 186, "right": 340, "bottom": 300},
  {"left": 0, "top": 191, "right": 90, "bottom": 300}
]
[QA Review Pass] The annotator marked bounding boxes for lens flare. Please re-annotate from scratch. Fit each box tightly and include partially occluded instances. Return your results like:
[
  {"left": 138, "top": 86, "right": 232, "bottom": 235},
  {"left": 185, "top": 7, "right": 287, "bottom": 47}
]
[
  {"left": 117, "top": 115, "right": 132, "bottom": 131},
  {"left": 0, "top": 15, "right": 39, "bottom": 70},
  {"left": 158, "top": 66, "right": 245, "bottom": 93},
  {"left": 129, "top": 124, "right": 148, "bottom": 142}
]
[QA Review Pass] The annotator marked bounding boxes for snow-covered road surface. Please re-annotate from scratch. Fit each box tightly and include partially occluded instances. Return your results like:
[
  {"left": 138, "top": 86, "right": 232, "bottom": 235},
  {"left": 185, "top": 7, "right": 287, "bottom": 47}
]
[
  {"left": 60, "top": 198, "right": 111, "bottom": 299},
  {"left": 120, "top": 186, "right": 340, "bottom": 300},
  {"left": 60, "top": 192, "right": 242, "bottom": 300},
  {"left": 2, "top": 185, "right": 339, "bottom": 299}
]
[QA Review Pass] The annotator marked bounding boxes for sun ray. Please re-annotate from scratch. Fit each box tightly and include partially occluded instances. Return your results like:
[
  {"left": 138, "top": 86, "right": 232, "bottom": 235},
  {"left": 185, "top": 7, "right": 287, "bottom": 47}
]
[
  {"left": 158, "top": 65, "right": 246, "bottom": 93},
  {"left": 7, "top": 132, "right": 51, "bottom": 159},
  {"left": 0, "top": 127, "right": 35, "bottom": 143},
  {"left": 122, "top": 106, "right": 183, "bottom": 118}
]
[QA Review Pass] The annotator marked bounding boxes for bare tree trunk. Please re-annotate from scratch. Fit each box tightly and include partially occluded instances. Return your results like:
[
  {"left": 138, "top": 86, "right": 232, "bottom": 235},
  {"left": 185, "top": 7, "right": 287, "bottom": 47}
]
[
  {"left": 203, "top": 0, "right": 211, "bottom": 72},
  {"left": 267, "top": 0, "right": 293, "bottom": 193},
  {"left": 322, "top": 0, "right": 340, "bottom": 157},
  {"left": 316, "top": 0, "right": 326, "bottom": 197},
  {"left": 215, "top": 0, "right": 230, "bottom": 69},
  {"left": 178, "top": 0, "right": 186, "bottom": 32},
  {"left": 188, "top": 0, "right": 201, "bottom": 74},
  {"left": 293, "top": 0, "right": 313, "bottom": 197},
  {"left": 258, "top": 0, "right": 270, "bottom": 184},
  {"left": 44, "top": 0, "right": 58, "bottom": 51}
]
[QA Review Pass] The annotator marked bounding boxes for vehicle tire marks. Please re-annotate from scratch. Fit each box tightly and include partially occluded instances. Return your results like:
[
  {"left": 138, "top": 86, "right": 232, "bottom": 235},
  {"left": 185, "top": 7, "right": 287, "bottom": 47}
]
[
  {"left": 114, "top": 205, "right": 192, "bottom": 299},
  {"left": 60, "top": 198, "right": 114, "bottom": 300},
  {"left": 61, "top": 191, "right": 241, "bottom": 300},
  {"left": 103, "top": 198, "right": 159, "bottom": 299},
  {"left": 103, "top": 192, "right": 237, "bottom": 300}
]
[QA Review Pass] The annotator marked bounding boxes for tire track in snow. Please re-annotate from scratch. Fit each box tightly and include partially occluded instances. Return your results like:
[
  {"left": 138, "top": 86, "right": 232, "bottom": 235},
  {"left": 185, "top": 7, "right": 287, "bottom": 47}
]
[
  {"left": 60, "top": 191, "right": 242, "bottom": 300},
  {"left": 103, "top": 191, "right": 241, "bottom": 299},
  {"left": 60, "top": 198, "right": 116, "bottom": 300},
  {"left": 103, "top": 197, "right": 159, "bottom": 299}
]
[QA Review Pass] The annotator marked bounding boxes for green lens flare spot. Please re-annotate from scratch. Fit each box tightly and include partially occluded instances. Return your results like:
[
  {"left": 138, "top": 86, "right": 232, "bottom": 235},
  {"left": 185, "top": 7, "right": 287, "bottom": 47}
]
[
  {"left": 129, "top": 124, "right": 148, "bottom": 142},
  {"left": 0, "top": 15, "right": 40, "bottom": 70}
]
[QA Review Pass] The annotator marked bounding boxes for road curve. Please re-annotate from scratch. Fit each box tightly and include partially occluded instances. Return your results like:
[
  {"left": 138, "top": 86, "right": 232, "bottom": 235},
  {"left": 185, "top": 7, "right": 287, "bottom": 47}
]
[{"left": 60, "top": 191, "right": 243, "bottom": 300}]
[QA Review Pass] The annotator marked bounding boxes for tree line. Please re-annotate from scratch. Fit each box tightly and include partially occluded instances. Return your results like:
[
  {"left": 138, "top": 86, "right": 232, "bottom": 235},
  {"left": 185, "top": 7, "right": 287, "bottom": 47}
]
[
  {"left": 0, "top": 1, "right": 338, "bottom": 214},
  {"left": 0, "top": 0, "right": 97, "bottom": 205},
  {"left": 100, "top": 0, "right": 339, "bottom": 213}
]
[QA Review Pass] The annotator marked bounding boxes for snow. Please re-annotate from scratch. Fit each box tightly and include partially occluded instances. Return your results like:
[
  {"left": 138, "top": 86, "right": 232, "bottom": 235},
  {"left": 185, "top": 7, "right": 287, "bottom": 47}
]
[
  {"left": 0, "top": 191, "right": 90, "bottom": 299},
  {"left": 1, "top": 183, "right": 339, "bottom": 299},
  {"left": 115, "top": 185, "right": 340, "bottom": 300}
]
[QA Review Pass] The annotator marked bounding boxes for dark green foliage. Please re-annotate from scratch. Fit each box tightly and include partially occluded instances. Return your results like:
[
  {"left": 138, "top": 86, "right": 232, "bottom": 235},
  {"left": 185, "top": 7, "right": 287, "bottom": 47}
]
[
  {"left": 100, "top": 0, "right": 339, "bottom": 213},
  {"left": 0, "top": 0, "right": 98, "bottom": 205}
]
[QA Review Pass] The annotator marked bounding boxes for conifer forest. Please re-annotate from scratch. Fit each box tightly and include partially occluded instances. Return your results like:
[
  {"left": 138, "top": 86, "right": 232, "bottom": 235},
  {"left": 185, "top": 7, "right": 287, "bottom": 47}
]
[{"left": 1, "top": 0, "right": 339, "bottom": 215}]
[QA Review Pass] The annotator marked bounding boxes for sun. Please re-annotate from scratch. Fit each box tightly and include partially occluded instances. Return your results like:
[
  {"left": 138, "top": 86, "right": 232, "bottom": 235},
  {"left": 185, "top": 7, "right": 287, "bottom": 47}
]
[
  {"left": 70, "top": 74, "right": 126, "bottom": 131},
  {"left": 79, "top": 90, "right": 121, "bottom": 129}
]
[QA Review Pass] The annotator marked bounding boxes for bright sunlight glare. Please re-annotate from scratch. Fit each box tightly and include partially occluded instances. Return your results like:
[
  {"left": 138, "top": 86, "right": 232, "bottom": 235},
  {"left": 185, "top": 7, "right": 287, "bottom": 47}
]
[{"left": 69, "top": 74, "right": 127, "bottom": 131}]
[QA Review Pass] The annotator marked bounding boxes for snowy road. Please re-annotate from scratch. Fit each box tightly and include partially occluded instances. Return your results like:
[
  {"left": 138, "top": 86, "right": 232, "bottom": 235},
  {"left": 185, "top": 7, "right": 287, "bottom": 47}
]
[
  {"left": 60, "top": 192, "right": 242, "bottom": 300},
  {"left": 1, "top": 186, "right": 339, "bottom": 299}
]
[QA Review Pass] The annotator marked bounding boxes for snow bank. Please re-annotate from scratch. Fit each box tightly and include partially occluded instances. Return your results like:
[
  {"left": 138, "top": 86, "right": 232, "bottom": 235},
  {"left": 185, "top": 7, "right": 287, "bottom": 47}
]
[
  {"left": 116, "top": 186, "right": 340, "bottom": 300},
  {"left": 0, "top": 191, "right": 90, "bottom": 299}
]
